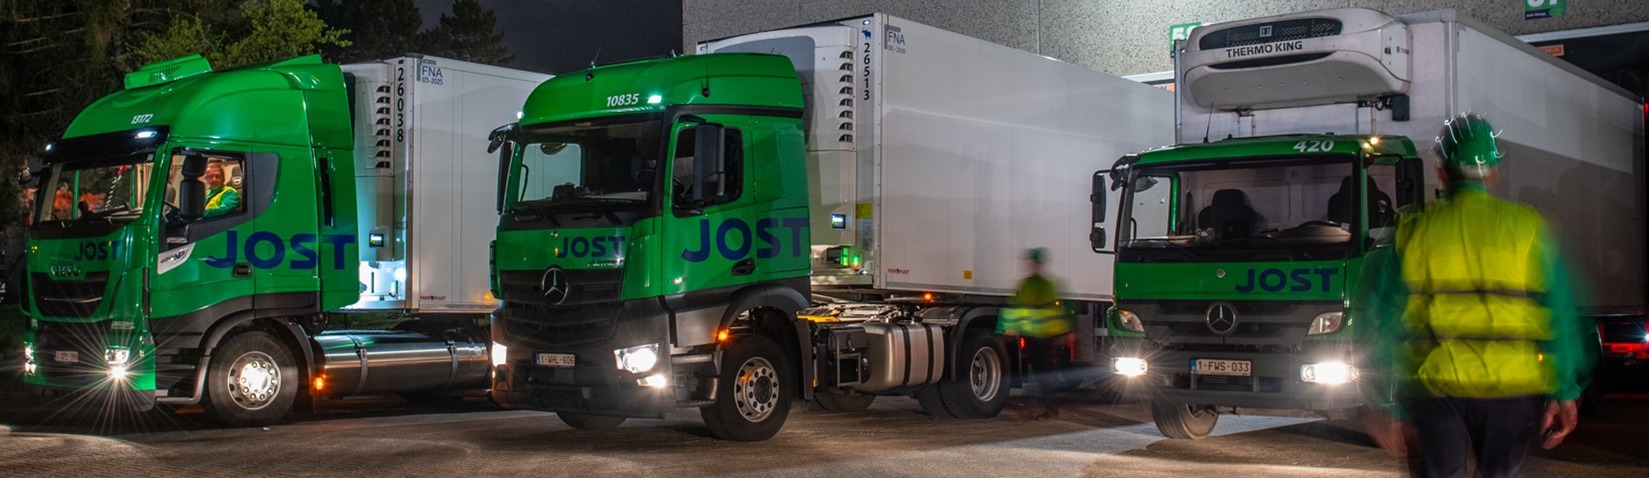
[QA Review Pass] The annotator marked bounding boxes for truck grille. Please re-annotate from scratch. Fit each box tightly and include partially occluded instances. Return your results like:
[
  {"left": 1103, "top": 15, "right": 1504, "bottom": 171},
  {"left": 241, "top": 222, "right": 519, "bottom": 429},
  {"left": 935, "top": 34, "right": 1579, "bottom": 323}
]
[
  {"left": 498, "top": 268, "right": 623, "bottom": 307},
  {"left": 1199, "top": 18, "right": 1342, "bottom": 50},
  {"left": 32, "top": 272, "right": 110, "bottom": 319},
  {"left": 32, "top": 320, "right": 113, "bottom": 387},
  {"left": 1133, "top": 300, "right": 1337, "bottom": 346},
  {"left": 501, "top": 304, "right": 621, "bottom": 347}
]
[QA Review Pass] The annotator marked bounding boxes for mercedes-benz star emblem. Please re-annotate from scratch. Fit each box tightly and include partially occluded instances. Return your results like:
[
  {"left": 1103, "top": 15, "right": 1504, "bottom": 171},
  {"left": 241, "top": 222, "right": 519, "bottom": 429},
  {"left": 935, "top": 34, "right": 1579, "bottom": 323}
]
[
  {"left": 539, "top": 267, "right": 570, "bottom": 305},
  {"left": 1206, "top": 302, "right": 1239, "bottom": 335}
]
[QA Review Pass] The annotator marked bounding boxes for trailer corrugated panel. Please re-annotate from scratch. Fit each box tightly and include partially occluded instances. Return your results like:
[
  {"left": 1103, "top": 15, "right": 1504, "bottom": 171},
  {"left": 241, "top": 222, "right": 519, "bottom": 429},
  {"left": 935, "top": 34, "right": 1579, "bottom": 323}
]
[{"left": 865, "top": 15, "right": 1174, "bottom": 300}]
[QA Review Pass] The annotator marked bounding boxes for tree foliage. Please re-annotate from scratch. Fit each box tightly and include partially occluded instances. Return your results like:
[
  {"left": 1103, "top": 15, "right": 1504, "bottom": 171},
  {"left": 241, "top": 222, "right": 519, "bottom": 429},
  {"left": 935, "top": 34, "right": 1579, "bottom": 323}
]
[
  {"left": 315, "top": 0, "right": 513, "bottom": 65},
  {"left": 419, "top": 0, "right": 513, "bottom": 65},
  {"left": 131, "top": 0, "right": 349, "bottom": 69}
]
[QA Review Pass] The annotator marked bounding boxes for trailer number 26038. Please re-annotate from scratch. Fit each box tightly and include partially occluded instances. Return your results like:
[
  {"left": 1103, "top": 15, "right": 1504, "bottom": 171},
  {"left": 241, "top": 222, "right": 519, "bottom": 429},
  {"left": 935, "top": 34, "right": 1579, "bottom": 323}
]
[{"left": 1293, "top": 140, "right": 1335, "bottom": 153}]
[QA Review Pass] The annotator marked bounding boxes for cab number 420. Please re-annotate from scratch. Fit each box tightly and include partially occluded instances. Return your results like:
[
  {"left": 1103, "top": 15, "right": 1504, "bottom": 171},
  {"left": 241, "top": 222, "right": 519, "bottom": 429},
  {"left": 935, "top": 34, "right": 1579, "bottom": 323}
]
[{"left": 1292, "top": 140, "right": 1335, "bottom": 152}]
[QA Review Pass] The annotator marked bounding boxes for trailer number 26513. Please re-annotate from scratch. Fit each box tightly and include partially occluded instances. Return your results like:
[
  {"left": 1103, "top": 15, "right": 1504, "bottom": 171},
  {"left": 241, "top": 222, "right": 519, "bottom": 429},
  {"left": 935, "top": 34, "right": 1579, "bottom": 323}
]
[{"left": 1292, "top": 140, "right": 1335, "bottom": 153}]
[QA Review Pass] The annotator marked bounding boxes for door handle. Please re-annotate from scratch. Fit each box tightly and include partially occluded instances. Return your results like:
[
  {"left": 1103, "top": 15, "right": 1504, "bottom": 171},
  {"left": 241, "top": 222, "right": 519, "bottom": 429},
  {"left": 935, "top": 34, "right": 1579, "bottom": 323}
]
[
  {"left": 731, "top": 259, "right": 755, "bottom": 276},
  {"left": 233, "top": 263, "right": 252, "bottom": 277}
]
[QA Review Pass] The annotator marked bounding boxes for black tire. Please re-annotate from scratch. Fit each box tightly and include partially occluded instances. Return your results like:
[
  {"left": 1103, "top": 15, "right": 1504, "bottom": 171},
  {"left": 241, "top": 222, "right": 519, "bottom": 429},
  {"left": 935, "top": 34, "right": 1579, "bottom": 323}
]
[
  {"left": 557, "top": 412, "right": 627, "bottom": 430},
  {"left": 813, "top": 388, "right": 876, "bottom": 412},
  {"left": 701, "top": 335, "right": 792, "bottom": 441},
  {"left": 202, "top": 331, "right": 299, "bottom": 427},
  {"left": 932, "top": 331, "right": 1010, "bottom": 419},
  {"left": 914, "top": 384, "right": 956, "bottom": 418},
  {"left": 1151, "top": 401, "right": 1218, "bottom": 439}
]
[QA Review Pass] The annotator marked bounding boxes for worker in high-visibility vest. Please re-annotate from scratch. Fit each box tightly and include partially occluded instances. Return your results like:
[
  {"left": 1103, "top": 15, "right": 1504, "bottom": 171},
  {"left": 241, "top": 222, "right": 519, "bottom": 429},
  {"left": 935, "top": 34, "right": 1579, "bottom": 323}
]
[
  {"left": 998, "top": 247, "right": 1073, "bottom": 419},
  {"left": 1360, "top": 113, "right": 1591, "bottom": 477},
  {"left": 203, "top": 161, "right": 240, "bottom": 218}
]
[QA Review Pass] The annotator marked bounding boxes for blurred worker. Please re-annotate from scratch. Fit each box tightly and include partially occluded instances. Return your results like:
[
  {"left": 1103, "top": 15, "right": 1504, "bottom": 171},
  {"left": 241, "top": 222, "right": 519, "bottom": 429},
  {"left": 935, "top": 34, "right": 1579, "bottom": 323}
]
[
  {"left": 998, "top": 247, "right": 1074, "bottom": 419},
  {"left": 1361, "top": 113, "right": 1591, "bottom": 477},
  {"left": 203, "top": 161, "right": 240, "bottom": 217}
]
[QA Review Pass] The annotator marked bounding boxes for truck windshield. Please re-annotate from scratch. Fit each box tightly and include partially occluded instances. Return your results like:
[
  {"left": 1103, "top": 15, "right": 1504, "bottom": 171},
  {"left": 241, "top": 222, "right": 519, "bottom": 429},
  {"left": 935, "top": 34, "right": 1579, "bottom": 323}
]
[
  {"left": 35, "top": 153, "right": 155, "bottom": 224},
  {"left": 511, "top": 119, "right": 661, "bottom": 210},
  {"left": 1120, "top": 156, "right": 1365, "bottom": 250}
]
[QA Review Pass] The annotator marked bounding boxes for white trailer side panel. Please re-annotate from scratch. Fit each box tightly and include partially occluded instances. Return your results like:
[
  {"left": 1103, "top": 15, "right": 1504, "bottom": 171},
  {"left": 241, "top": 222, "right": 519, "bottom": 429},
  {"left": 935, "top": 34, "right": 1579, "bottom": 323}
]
[
  {"left": 401, "top": 56, "right": 549, "bottom": 312},
  {"left": 1452, "top": 26, "right": 1646, "bottom": 313},
  {"left": 870, "top": 16, "right": 1174, "bottom": 300}
]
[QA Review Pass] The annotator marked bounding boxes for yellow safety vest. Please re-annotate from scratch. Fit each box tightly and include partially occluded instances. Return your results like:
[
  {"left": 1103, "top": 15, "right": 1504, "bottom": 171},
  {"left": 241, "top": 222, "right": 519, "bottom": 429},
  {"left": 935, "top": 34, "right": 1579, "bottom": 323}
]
[
  {"left": 1395, "top": 188, "right": 1555, "bottom": 398},
  {"left": 999, "top": 274, "right": 1073, "bottom": 338}
]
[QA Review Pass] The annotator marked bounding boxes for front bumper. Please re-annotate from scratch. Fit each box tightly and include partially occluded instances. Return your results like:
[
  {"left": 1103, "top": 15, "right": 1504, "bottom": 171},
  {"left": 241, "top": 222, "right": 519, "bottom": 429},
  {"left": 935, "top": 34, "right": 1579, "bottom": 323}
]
[
  {"left": 490, "top": 298, "right": 714, "bottom": 418},
  {"left": 1111, "top": 339, "right": 1363, "bottom": 412}
]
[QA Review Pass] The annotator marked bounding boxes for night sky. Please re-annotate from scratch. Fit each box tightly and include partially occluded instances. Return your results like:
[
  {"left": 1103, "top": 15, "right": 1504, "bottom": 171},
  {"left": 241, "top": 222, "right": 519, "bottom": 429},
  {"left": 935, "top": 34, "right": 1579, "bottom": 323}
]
[{"left": 412, "top": 0, "right": 683, "bottom": 75}]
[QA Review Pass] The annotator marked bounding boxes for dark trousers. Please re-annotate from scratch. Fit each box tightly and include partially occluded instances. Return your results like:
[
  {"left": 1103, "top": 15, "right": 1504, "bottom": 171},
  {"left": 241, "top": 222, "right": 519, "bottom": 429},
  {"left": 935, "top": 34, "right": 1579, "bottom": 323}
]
[
  {"left": 1406, "top": 396, "right": 1545, "bottom": 478},
  {"left": 1023, "top": 334, "right": 1070, "bottom": 408}
]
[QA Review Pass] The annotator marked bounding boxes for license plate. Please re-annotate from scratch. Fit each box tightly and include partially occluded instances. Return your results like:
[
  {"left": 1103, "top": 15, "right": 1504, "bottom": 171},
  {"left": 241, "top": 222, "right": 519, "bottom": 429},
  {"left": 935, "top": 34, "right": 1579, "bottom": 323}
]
[
  {"left": 54, "top": 351, "right": 79, "bottom": 363},
  {"left": 1192, "top": 359, "right": 1251, "bottom": 377},
  {"left": 535, "top": 353, "right": 575, "bottom": 368}
]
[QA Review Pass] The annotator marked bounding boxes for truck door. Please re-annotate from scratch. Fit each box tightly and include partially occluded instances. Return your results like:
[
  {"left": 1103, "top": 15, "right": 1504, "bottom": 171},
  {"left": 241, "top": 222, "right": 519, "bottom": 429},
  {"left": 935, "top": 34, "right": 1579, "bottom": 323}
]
[{"left": 153, "top": 150, "right": 266, "bottom": 325}]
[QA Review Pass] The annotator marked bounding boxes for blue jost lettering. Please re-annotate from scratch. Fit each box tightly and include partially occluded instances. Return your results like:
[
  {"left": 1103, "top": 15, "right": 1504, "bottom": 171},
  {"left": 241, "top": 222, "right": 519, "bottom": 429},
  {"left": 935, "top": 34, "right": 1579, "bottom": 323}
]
[
  {"left": 205, "top": 231, "right": 357, "bottom": 270},
  {"left": 717, "top": 219, "right": 751, "bottom": 261},
  {"left": 290, "top": 234, "right": 318, "bottom": 270},
  {"left": 1235, "top": 267, "right": 1340, "bottom": 293},
  {"left": 683, "top": 217, "right": 808, "bottom": 263},
  {"left": 555, "top": 236, "right": 626, "bottom": 258},
  {"left": 70, "top": 240, "right": 121, "bottom": 261},
  {"left": 246, "top": 231, "right": 285, "bottom": 269}
]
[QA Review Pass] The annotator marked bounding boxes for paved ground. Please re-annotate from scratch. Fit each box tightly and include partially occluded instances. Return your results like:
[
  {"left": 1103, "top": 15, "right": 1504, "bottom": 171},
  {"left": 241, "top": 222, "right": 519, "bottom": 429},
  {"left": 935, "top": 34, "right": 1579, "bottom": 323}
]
[{"left": 3, "top": 385, "right": 1647, "bottom": 478}]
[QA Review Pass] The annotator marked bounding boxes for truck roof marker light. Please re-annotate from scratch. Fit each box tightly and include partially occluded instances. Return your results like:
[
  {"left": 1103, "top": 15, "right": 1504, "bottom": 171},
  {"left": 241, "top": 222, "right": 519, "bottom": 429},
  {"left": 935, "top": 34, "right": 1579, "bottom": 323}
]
[
  {"left": 135, "top": 130, "right": 158, "bottom": 139},
  {"left": 647, "top": 95, "right": 662, "bottom": 104},
  {"left": 1368, "top": 136, "right": 1381, "bottom": 146},
  {"left": 516, "top": 111, "right": 524, "bottom": 120}
]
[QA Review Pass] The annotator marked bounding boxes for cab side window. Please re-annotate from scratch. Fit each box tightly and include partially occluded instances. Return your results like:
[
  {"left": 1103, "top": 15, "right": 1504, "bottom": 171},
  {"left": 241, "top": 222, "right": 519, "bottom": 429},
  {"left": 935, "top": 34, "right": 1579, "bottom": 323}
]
[
  {"left": 167, "top": 153, "right": 246, "bottom": 220},
  {"left": 671, "top": 126, "right": 743, "bottom": 210}
]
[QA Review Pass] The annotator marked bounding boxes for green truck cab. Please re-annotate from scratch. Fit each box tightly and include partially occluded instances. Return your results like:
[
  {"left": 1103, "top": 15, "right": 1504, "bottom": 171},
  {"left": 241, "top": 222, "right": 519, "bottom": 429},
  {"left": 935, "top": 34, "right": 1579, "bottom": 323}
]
[
  {"left": 20, "top": 54, "right": 538, "bottom": 426},
  {"left": 22, "top": 55, "right": 361, "bottom": 424},
  {"left": 1105, "top": 134, "right": 1425, "bottom": 438},
  {"left": 487, "top": 53, "right": 812, "bottom": 440}
]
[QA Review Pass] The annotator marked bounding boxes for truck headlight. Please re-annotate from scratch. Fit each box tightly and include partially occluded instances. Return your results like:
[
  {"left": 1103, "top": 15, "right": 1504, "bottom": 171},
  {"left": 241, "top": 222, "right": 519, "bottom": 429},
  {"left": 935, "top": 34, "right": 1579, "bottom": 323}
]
[
  {"left": 491, "top": 342, "right": 508, "bottom": 367},
  {"left": 105, "top": 347, "right": 131, "bottom": 366},
  {"left": 1117, "top": 309, "right": 1144, "bottom": 332},
  {"left": 1307, "top": 312, "right": 1344, "bottom": 335},
  {"left": 615, "top": 344, "right": 660, "bottom": 374},
  {"left": 106, "top": 347, "right": 132, "bottom": 380},
  {"left": 1301, "top": 361, "right": 1358, "bottom": 384},
  {"left": 22, "top": 344, "right": 36, "bottom": 376},
  {"left": 1113, "top": 357, "right": 1148, "bottom": 377}
]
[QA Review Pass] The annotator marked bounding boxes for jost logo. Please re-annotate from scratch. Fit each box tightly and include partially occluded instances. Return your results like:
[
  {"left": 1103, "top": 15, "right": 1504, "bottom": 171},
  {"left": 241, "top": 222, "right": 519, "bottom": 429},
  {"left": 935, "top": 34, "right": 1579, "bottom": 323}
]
[
  {"left": 1234, "top": 267, "right": 1340, "bottom": 293},
  {"left": 204, "top": 231, "right": 357, "bottom": 270},
  {"left": 682, "top": 217, "right": 808, "bottom": 263}
]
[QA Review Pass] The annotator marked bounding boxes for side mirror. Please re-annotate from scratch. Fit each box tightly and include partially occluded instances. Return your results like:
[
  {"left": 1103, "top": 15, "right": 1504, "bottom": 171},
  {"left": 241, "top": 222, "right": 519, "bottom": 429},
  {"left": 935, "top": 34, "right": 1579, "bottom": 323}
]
[
  {"left": 494, "top": 142, "right": 512, "bottom": 214},
  {"left": 1090, "top": 171, "right": 1108, "bottom": 251},
  {"left": 487, "top": 123, "right": 515, "bottom": 154},
  {"left": 691, "top": 123, "right": 724, "bottom": 201},
  {"left": 178, "top": 153, "right": 207, "bottom": 221}
]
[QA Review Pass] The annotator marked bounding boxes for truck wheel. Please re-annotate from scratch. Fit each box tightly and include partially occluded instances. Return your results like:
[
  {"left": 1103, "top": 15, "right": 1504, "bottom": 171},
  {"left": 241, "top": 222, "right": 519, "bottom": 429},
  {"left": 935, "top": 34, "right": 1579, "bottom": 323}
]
[
  {"left": 914, "top": 384, "right": 955, "bottom": 418},
  {"left": 933, "top": 331, "right": 1010, "bottom": 419},
  {"left": 202, "top": 331, "right": 298, "bottom": 427},
  {"left": 1151, "top": 402, "right": 1218, "bottom": 439},
  {"left": 813, "top": 388, "right": 876, "bottom": 412},
  {"left": 701, "top": 335, "right": 792, "bottom": 441},
  {"left": 557, "top": 412, "right": 627, "bottom": 430}
]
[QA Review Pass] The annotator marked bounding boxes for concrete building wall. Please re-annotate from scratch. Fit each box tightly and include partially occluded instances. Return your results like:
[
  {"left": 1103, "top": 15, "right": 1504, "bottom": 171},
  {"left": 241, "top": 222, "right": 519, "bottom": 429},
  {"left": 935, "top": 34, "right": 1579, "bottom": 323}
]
[{"left": 683, "top": 0, "right": 1649, "bottom": 76}]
